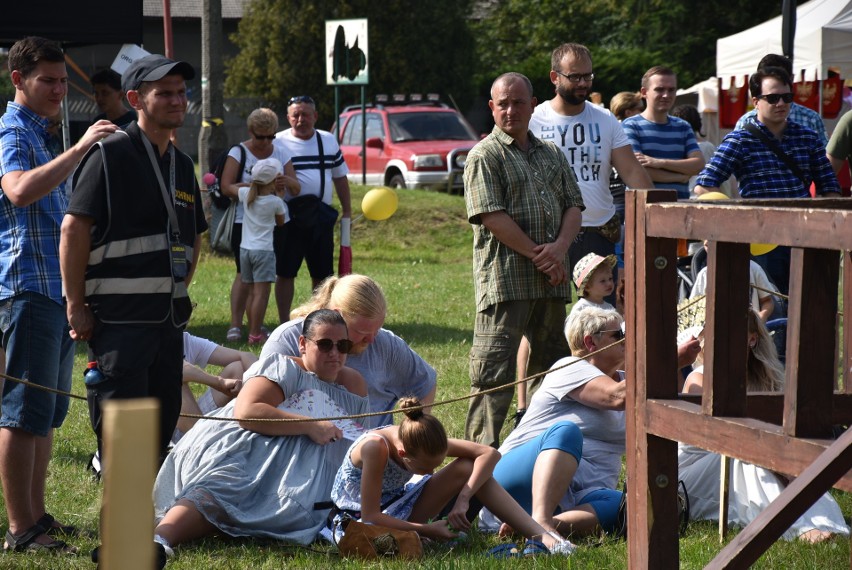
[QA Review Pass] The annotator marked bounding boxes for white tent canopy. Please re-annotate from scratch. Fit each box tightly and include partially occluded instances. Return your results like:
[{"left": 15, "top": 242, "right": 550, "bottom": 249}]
[{"left": 717, "top": 0, "right": 852, "bottom": 86}]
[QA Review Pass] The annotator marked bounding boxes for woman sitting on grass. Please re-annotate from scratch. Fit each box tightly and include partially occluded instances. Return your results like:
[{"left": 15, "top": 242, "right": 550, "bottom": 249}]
[
  {"left": 151, "top": 309, "right": 368, "bottom": 564},
  {"left": 329, "top": 398, "right": 576, "bottom": 556},
  {"left": 678, "top": 309, "right": 850, "bottom": 542}
]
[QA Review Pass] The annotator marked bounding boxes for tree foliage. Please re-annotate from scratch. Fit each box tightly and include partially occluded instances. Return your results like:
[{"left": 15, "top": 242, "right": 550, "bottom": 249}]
[
  {"left": 225, "top": 0, "right": 477, "bottom": 129},
  {"left": 226, "top": 0, "right": 807, "bottom": 128}
]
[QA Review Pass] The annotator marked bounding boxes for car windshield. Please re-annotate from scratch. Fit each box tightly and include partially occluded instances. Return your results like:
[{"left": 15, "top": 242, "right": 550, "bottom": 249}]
[{"left": 388, "top": 111, "right": 477, "bottom": 143}]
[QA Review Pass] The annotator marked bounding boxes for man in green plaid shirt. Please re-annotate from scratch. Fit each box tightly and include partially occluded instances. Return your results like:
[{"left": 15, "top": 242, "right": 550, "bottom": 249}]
[{"left": 463, "top": 72, "right": 585, "bottom": 448}]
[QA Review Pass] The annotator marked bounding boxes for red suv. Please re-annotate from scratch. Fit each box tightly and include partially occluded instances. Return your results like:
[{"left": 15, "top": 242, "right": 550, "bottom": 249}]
[{"left": 336, "top": 98, "right": 479, "bottom": 191}]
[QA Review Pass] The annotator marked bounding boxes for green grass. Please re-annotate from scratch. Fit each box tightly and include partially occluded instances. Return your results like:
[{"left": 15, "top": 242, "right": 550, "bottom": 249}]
[{"left": 1, "top": 185, "right": 848, "bottom": 569}]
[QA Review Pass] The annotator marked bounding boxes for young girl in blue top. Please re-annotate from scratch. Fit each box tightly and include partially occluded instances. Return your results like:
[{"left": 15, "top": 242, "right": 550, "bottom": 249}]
[{"left": 330, "top": 398, "right": 576, "bottom": 556}]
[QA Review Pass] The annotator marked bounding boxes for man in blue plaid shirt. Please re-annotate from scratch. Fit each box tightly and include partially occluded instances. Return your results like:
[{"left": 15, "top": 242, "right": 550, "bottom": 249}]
[
  {"left": 0, "top": 36, "right": 116, "bottom": 553},
  {"left": 695, "top": 66, "right": 839, "bottom": 293}
]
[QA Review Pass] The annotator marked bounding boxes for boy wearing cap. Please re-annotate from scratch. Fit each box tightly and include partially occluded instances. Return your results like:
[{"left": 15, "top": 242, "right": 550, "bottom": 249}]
[
  {"left": 60, "top": 54, "right": 207, "bottom": 464},
  {"left": 239, "top": 157, "right": 287, "bottom": 345}
]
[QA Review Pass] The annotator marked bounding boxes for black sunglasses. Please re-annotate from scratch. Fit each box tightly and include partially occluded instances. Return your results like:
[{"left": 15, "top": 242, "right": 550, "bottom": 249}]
[
  {"left": 596, "top": 328, "right": 626, "bottom": 341},
  {"left": 306, "top": 337, "right": 353, "bottom": 354},
  {"left": 288, "top": 95, "right": 315, "bottom": 106},
  {"left": 251, "top": 131, "right": 276, "bottom": 141},
  {"left": 757, "top": 92, "right": 794, "bottom": 105}
]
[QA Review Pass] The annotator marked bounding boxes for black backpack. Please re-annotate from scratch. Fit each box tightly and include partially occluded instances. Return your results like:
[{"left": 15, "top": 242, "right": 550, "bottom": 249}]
[{"left": 207, "top": 144, "right": 246, "bottom": 210}]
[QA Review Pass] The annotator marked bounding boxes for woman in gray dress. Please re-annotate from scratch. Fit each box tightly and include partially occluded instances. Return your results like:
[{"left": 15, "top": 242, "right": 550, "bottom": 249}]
[{"left": 152, "top": 309, "right": 368, "bottom": 558}]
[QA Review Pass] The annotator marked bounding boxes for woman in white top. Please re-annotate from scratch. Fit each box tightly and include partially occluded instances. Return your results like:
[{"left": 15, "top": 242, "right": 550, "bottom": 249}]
[{"left": 221, "top": 108, "right": 300, "bottom": 343}]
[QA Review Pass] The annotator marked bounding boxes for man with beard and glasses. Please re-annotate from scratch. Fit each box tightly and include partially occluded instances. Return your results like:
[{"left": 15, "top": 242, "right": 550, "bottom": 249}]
[
  {"left": 623, "top": 66, "right": 704, "bottom": 200},
  {"left": 530, "top": 43, "right": 651, "bottom": 281},
  {"left": 261, "top": 274, "right": 436, "bottom": 428}
]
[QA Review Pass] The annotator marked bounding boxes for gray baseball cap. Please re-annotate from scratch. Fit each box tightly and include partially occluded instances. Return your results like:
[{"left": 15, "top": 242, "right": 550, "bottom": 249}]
[{"left": 121, "top": 54, "right": 195, "bottom": 92}]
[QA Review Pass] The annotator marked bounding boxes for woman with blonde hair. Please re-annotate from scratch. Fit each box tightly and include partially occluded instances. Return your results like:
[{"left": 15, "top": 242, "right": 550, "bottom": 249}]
[
  {"left": 222, "top": 108, "right": 300, "bottom": 343},
  {"left": 262, "top": 274, "right": 436, "bottom": 427},
  {"left": 329, "top": 398, "right": 576, "bottom": 556},
  {"left": 678, "top": 309, "right": 849, "bottom": 542}
]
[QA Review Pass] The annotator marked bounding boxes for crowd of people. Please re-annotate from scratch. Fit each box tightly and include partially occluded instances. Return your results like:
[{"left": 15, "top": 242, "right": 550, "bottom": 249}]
[{"left": 0, "top": 34, "right": 848, "bottom": 567}]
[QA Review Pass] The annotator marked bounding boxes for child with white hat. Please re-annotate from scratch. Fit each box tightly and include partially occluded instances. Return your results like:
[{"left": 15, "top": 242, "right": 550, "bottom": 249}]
[
  {"left": 565, "top": 253, "right": 618, "bottom": 334},
  {"left": 239, "top": 157, "right": 288, "bottom": 345}
]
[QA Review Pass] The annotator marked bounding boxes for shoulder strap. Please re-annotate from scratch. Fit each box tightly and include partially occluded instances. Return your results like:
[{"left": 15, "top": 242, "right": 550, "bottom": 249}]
[
  {"left": 743, "top": 122, "right": 807, "bottom": 185},
  {"left": 236, "top": 143, "right": 247, "bottom": 178},
  {"left": 316, "top": 131, "right": 326, "bottom": 201}
]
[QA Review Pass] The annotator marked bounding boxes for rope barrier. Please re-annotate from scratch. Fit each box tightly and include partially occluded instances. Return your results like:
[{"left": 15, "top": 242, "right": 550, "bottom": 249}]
[
  {"left": 7, "top": 277, "right": 822, "bottom": 426},
  {"left": 0, "top": 339, "right": 625, "bottom": 425}
]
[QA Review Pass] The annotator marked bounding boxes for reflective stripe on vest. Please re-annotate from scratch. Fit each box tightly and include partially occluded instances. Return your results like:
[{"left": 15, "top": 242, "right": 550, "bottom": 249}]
[{"left": 88, "top": 235, "right": 194, "bottom": 267}]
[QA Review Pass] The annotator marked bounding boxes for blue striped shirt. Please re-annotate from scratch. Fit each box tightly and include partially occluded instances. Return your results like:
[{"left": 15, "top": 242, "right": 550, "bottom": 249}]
[
  {"left": 622, "top": 114, "right": 699, "bottom": 197},
  {"left": 0, "top": 102, "right": 68, "bottom": 303},
  {"left": 695, "top": 118, "right": 839, "bottom": 198}
]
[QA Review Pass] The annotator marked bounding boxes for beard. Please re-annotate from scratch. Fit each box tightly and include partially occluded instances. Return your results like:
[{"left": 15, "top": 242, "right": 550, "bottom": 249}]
[
  {"left": 348, "top": 341, "right": 370, "bottom": 356},
  {"left": 557, "top": 84, "right": 587, "bottom": 106}
]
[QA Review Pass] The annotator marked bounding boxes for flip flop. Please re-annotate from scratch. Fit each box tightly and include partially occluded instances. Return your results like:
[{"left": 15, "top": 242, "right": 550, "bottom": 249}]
[
  {"left": 521, "top": 539, "right": 550, "bottom": 556},
  {"left": 486, "top": 542, "right": 522, "bottom": 558}
]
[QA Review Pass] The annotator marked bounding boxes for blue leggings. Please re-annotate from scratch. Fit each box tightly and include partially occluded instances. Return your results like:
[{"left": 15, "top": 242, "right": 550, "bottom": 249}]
[{"left": 492, "top": 421, "right": 622, "bottom": 533}]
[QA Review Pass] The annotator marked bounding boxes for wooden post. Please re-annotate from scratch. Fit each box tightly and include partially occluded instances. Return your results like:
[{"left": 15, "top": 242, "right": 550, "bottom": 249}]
[
  {"left": 100, "top": 399, "right": 159, "bottom": 570},
  {"left": 626, "top": 189, "right": 680, "bottom": 570},
  {"left": 718, "top": 455, "right": 730, "bottom": 542}
]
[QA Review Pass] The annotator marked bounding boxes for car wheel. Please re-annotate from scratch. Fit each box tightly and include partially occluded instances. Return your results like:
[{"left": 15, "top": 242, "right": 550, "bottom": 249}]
[{"left": 388, "top": 174, "right": 406, "bottom": 189}]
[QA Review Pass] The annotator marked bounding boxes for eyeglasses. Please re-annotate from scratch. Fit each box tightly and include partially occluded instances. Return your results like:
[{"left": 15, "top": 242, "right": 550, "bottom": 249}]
[
  {"left": 554, "top": 70, "right": 595, "bottom": 84},
  {"left": 306, "top": 337, "right": 354, "bottom": 354},
  {"left": 288, "top": 95, "right": 315, "bottom": 106},
  {"left": 757, "top": 92, "right": 794, "bottom": 105},
  {"left": 251, "top": 131, "right": 276, "bottom": 141},
  {"left": 595, "top": 329, "right": 625, "bottom": 341}
]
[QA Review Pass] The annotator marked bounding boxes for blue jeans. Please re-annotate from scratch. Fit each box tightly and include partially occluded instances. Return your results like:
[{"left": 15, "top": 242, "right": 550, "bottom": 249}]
[{"left": 0, "top": 292, "right": 74, "bottom": 436}]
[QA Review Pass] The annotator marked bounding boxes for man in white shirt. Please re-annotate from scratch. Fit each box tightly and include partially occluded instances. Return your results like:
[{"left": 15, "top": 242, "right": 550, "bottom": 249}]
[
  {"left": 275, "top": 96, "right": 352, "bottom": 320},
  {"left": 530, "top": 43, "right": 652, "bottom": 277}
]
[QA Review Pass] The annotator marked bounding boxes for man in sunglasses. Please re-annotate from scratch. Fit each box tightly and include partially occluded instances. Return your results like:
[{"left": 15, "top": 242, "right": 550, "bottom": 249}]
[
  {"left": 694, "top": 66, "right": 839, "bottom": 294},
  {"left": 733, "top": 54, "right": 828, "bottom": 147},
  {"left": 274, "top": 96, "right": 352, "bottom": 320}
]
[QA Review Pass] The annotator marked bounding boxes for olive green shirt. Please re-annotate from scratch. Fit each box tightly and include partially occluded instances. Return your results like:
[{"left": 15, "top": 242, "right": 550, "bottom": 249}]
[{"left": 464, "top": 125, "right": 584, "bottom": 312}]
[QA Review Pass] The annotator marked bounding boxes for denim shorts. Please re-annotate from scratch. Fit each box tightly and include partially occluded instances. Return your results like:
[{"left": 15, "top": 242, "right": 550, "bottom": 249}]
[
  {"left": 240, "top": 248, "right": 276, "bottom": 283},
  {"left": 0, "top": 292, "right": 74, "bottom": 436}
]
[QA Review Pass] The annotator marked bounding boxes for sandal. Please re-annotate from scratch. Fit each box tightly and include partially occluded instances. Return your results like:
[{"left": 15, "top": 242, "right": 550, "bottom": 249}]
[
  {"left": 36, "top": 513, "right": 80, "bottom": 537},
  {"left": 226, "top": 327, "right": 242, "bottom": 342},
  {"left": 4, "top": 524, "right": 77, "bottom": 554},
  {"left": 486, "top": 542, "right": 522, "bottom": 558},
  {"left": 521, "top": 539, "right": 550, "bottom": 556},
  {"left": 248, "top": 333, "right": 268, "bottom": 346}
]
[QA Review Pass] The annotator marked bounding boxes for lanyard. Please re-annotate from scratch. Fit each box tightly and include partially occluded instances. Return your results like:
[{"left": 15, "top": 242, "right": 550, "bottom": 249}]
[{"left": 141, "top": 134, "right": 181, "bottom": 242}]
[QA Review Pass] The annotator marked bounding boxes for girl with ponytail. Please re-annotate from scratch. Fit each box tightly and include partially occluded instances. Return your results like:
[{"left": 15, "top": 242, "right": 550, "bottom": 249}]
[{"left": 329, "top": 398, "right": 577, "bottom": 556}]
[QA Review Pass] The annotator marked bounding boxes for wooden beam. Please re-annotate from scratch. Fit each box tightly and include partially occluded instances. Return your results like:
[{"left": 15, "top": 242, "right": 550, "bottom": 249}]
[
  {"left": 626, "top": 189, "right": 680, "bottom": 570},
  {"left": 645, "top": 399, "right": 852, "bottom": 492},
  {"left": 844, "top": 250, "right": 852, "bottom": 394},
  {"left": 703, "top": 241, "right": 750, "bottom": 417},
  {"left": 645, "top": 203, "right": 852, "bottom": 249},
  {"left": 677, "top": 393, "right": 852, "bottom": 426},
  {"left": 707, "top": 424, "right": 852, "bottom": 568},
  {"left": 100, "top": 399, "right": 159, "bottom": 570},
  {"left": 785, "top": 248, "right": 839, "bottom": 438}
]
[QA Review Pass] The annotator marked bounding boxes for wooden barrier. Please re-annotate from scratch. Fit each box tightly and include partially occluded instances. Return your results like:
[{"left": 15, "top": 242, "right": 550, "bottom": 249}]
[
  {"left": 624, "top": 190, "right": 852, "bottom": 568},
  {"left": 100, "top": 399, "right": 159, "bottom": 570}
]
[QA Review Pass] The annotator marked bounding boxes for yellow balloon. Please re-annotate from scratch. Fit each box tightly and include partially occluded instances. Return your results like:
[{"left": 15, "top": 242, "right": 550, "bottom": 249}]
[
  {"left": 361, "top": 187, "right": 399, "bottom": 221},
  {"left": 696, "top": 191, "right": 729, "bottom": 201},
  {"left": 750, "top": 243, "right": 777, "bottom": 256}
]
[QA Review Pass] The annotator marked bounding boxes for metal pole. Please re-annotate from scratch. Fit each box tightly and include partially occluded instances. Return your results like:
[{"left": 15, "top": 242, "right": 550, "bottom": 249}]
[
  {"left": 162, "top": 0, "right": 174, "bottom": 58},
  {"left": 361, "top": 85, "right": 366, "bottom": 185}
]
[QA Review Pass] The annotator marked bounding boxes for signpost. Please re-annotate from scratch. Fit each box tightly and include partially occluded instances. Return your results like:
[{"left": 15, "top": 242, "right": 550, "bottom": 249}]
[{"left": 326, "top": 19, "right": 369, "bottom": 183}]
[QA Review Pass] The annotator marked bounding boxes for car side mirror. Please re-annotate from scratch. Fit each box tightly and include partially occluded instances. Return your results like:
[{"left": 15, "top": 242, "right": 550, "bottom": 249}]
[{"left": 365, "top": 137, "right": 384, "bottom": 149}]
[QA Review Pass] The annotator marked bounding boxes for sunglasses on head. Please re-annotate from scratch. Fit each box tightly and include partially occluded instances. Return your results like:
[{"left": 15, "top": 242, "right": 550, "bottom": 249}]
[
  {"left": 757, "top": 92, "right": 794, "bottom": 104},
  {"left": 306, "top": 337, "right": 353, "bottom": 354},
  {"left": 288, "top": 95, "right": 315, "bottom": 106}
]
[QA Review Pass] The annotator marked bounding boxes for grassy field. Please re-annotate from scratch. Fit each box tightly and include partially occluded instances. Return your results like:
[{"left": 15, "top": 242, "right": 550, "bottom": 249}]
[{"left": 1, "top": 185, "right": 848, "bottom": 569}]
